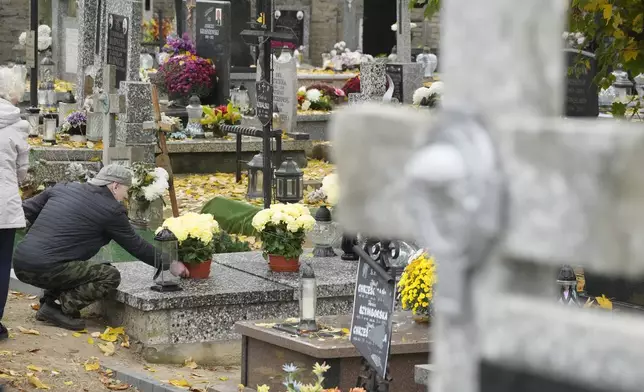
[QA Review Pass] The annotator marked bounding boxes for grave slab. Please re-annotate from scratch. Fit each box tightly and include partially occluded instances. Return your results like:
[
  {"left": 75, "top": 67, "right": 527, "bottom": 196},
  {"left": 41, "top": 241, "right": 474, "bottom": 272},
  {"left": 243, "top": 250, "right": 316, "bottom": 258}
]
[
  {"left": 236, "top": 313, "right": 429, "bottom": 391},
  {"left": 415, "top": 364, "right": 434, "bottom": 387},
  {"left": 102, "top": 254, "right": 355, "bottom": 365},
  {"left": 213, "top": 251, "right": 357, "bottom": 299}
]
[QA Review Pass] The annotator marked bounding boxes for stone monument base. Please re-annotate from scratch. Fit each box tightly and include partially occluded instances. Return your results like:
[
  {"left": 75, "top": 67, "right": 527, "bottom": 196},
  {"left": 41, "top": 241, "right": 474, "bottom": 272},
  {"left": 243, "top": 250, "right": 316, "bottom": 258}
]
[{"left": 100, "top": 252, "right": 357, "bottom": 365}]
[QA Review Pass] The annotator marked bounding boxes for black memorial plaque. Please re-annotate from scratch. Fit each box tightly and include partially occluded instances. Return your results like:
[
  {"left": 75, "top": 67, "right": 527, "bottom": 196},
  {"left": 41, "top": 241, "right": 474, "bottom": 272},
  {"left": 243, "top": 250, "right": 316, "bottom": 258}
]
[
  {"left": 256, "top": 80, "right": 273, "bottom": 126},
  {"left": 274, "top": 9, "right": 305, "bottom": 49},
  {"left": 196, "top": 0, "right": 232, "bottom": 105},
  {"left": 386, "top": 64, "right": 404, "bottom": 103},
  {"left": 106, "top": 13, "right": 129, "bottom": 88},
  {"left": 564, "top": 49, "right": 599, "bottom": 117},
  {"left": 349, "top": 257, "right": 396, "bottom": 379}
]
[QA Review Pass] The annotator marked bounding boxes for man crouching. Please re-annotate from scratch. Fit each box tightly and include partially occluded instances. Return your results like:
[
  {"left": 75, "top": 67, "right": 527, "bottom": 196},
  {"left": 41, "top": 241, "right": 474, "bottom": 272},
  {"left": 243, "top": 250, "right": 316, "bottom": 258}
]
[{"left": 13, "top": 164, "right": 189, "bottom": 330}]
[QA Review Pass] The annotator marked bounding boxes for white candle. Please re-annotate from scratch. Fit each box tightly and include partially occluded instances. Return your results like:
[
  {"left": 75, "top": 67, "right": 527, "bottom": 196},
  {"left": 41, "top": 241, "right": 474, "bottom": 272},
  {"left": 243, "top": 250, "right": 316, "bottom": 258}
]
[{"left": 301, "top": 279, "right": 316, "bottom": 320}]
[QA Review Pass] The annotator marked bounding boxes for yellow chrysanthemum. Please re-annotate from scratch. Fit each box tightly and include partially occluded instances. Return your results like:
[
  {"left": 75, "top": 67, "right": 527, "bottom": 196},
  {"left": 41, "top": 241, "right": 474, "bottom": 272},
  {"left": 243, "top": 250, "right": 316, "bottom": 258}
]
[{"left": 398, "top": 251, "right": 437, "bottom": 316}]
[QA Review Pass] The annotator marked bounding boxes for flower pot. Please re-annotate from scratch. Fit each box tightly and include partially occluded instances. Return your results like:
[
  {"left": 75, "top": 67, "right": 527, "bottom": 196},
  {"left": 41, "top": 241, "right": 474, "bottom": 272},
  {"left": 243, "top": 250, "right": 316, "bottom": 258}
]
[
  {"left": 69, "top": 134, "right": 87, "bottom": 143},
  {"left": 268, "top": 255, "right": 300, "bottom": 273},
  {"left": 185, "top": 260, "right": 212, "bottom": 279}
]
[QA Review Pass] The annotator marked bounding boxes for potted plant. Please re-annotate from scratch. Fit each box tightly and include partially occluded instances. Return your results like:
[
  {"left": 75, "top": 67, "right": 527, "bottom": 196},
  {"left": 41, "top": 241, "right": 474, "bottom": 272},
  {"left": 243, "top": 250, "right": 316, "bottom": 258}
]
[
  {"left": 127, "top": 163, "right": 169, "bottom": 228},
  {"left": 251, "top": 203, "right": 316, "bottom": 272},
  {"left": 157, "top": 212, "right": 220, "bottom": 279},
  {"left": 152, "top": 34, "right": 216, "bottom": 106},
  {"left": 60, "top": 110, "right": 88, "bottom": 143},
  {"left": 397, "top": 250, "right": 437, "bottom": 323}
]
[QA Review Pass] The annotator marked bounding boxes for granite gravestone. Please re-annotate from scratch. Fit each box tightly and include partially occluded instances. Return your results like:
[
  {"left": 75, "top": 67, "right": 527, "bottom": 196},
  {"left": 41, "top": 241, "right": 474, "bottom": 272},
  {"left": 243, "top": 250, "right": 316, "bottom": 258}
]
[
  {"left": 349, "top": 257, "right": 396, "bottom": 379},
  {"left": 272, "top": 52, "right": 297, "bottom": 133},
  {"left": 386, "top": 64, "right": 404, "bottom": 103},
  {"left": 274, "top": 6, "right": 310, "bottom": 59},
  {"left": 52, "top": 0, "right": 80, "bottom": 83},
  {"left": 230, "top": 0, "right": 253, "bottom": 69},
  {"left": 106, "top": 13, "right": 129, "bottom": 88},
  {"left": 195, "top": 0, "right": 231, "bottom": 105},
  {"left": 564, "top": 49, "right": 599, "bottom": 117},
  {"left": 256, "top": 80, "right": 273, "bottom": 127}
]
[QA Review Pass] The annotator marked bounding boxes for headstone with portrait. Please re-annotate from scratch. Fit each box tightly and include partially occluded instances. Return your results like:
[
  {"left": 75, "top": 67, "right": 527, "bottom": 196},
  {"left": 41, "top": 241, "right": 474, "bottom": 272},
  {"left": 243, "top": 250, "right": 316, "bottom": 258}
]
[
  {"left": 195, "top": 0, "right": 232, "bottom": 105},
  {"left": 273, "top": 6, "right": 310, "bottom": 61}
]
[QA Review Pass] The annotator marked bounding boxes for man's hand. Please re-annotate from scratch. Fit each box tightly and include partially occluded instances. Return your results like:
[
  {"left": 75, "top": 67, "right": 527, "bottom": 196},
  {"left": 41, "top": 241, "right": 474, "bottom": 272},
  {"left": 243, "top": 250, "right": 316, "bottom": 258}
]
[{"left": 169, "top": 261, "right": 190, "bottom": 278}]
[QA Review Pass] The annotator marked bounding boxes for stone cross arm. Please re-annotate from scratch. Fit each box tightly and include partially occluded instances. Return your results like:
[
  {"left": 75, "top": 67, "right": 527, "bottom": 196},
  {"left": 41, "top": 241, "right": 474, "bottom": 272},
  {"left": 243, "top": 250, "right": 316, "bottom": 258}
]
[{"left": 329, "top": 104, "right": 644, "bottom": 277}]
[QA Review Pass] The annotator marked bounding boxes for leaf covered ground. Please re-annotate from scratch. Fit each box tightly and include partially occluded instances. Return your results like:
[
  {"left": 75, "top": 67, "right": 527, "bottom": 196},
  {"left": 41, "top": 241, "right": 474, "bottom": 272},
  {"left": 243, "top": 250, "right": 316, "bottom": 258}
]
[{"left": 0, "top": 292, "right": 241, "bottom": 392}]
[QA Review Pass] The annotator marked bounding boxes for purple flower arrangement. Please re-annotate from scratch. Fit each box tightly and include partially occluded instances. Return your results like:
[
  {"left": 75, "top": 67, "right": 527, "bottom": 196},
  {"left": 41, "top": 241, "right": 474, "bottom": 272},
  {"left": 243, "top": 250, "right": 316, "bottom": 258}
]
[
  {"left": 162, "top": 33, "right": 196, "bottom": 56},
  {"left": 62, "top": 111, "right": 87, "bottom": 135},
  {"left": 155, "top": 54, "right": 216, "bottom": 98}
]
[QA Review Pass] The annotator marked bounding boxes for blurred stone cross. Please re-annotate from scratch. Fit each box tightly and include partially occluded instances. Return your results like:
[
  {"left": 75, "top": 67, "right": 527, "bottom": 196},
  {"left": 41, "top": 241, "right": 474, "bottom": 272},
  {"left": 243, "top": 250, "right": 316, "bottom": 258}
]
[{"left": 330, "top": 0, "right": 644, "bottom": 391}]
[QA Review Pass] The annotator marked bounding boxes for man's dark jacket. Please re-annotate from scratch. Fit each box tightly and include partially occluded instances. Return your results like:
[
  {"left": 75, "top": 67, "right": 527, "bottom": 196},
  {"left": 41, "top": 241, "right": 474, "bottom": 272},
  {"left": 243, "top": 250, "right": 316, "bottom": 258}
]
[{"left": 13, "top": 182, "right": 158, "bottom": 270}]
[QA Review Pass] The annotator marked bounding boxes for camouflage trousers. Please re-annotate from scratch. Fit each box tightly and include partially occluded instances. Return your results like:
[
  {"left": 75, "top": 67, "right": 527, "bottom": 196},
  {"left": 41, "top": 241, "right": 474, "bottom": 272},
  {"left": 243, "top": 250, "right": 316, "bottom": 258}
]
[{"left": 14, "top": 261, "right": 121, "bottom": 316}]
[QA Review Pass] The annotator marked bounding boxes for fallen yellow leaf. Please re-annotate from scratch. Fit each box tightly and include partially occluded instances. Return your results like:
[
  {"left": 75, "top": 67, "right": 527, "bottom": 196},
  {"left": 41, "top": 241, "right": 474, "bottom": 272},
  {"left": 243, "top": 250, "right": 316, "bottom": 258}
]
[
  {"left": 28, "top": 374, "right": 50, "bottom": 389},
  {"left": 106, "top": 383, "right": 130, "bottom": 390},
  {"left": 31, "top": 303, "right": 40, "bottom": 311},
  {"left": 84, "top": 360, "right": 100, "bottom": 371},
  {"left": 219, "top": 376, "right": 229, "bottom": 381},
  {"left": 341, "top": 328, "right": 350, "bottom": 335},
  {"left": 184, "top": 358, "right": 199, "bottom": 369},
  {"left": 64, "top": 381, "right": 74, "bottom": 386},
  {"left": 0, "top": 350, "right": 12, "bottom": 356},
  {"left": 27, "top": 365, "right": 43, "bottom": 372},
  {"left": 120, "top": 335, "right": 130, "bottom": 348},
  {"left": 98, "top": 342, "right": 116, "bottom": 356},
  {"left": 596, "top": 294, "right": 613, "bottom": 310},
  {"left": 169, "top": 379, "right": 192, "bottom": 387},
  {"left": 88, "top": 337, "right": 95, "bottom": 345},
  {"left": 144, "top": 365, "right": 156, "bottom": 372},
  {"left": 18, "top": 326, "right": 40, "bottom": 335},
  {"left": 0, "top": 374, "right": 14, "bottom": 380}
]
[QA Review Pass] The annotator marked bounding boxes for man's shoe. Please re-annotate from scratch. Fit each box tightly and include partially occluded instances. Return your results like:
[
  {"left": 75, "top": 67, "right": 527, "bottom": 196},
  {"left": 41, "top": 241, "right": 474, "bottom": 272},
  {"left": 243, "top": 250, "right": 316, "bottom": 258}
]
[
  {"left": 35, "top": 302, "right": 80, "bottom": 320},
  {"left": 35, "top": 303, "right": 85, "bottom": 331},
  {"left": 0, "top": 323, "right": 8, "bottom": 341}
]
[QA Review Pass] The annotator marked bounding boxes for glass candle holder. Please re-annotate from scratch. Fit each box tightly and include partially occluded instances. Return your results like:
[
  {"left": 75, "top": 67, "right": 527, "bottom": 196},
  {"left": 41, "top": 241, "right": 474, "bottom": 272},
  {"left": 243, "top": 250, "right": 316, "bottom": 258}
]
[{"left": 43, "top": 114, "right": 57, "bottom": 144}]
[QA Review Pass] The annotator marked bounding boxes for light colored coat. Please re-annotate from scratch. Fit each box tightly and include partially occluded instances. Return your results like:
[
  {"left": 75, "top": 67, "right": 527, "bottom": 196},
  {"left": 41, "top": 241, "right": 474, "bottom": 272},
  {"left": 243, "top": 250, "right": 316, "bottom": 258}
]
[{"left": 0, "top": 98, "right": 29, "bottom": 229}]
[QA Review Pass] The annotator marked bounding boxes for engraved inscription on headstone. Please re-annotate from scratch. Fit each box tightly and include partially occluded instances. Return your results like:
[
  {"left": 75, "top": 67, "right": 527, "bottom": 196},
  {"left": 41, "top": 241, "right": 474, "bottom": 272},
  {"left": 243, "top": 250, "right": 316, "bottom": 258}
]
[
  {"left": 386, "top": 64, "right": 404, "bottom": 104},
  {"left": 256, "top": 80, "right": 273, "bottom": 127},
  {"left": 273, "top": 55, "right": 297, "bottom": 133},
  {"left": 564, "top": 49, "right": 598, "bottom": 117},
  {"left": 196, "top": 0, "right": 231, "bottom": 104},
  {"left": 106, "top": 13, "right": 129, "bottom": 88},
  {"left": 350, "top": 257, "right": 396, "bottom": 379},
  {"left": 25, "top": 31, "right": 35, "bottom": 68}
]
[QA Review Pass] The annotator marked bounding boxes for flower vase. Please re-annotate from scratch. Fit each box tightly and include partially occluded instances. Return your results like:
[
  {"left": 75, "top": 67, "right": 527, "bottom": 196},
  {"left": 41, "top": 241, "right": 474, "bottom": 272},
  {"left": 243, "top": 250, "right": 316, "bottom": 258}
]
[
  {"left": 185, "top": 260, "right": 212, "bottom": 279},
  {"left": 268, "top": 255, "right": 300, "bottom": 273},
  {"left": 128, "top": 199, "right": 151, "bottom": 229}
]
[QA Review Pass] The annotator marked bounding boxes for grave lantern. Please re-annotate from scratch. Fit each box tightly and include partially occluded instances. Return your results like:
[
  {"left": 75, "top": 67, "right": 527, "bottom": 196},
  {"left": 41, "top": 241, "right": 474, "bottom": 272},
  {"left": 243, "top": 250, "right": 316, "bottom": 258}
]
[
  {"left": 151, "top": 226, "right": 182, "bottom": 292},
  {"left": 612, "top": 64, "right": 633, "bottom": 103},
  {"left": 42, "top": 113, "right": 57, "bottom": 144},
  {"left": 634, "top": 74, "right": 644, "bottom": 106},
  {"left": 298, "top": 261, "right": 318, "bottom": 332},
  {"left": 186, "top": 95, "right": 205, "bottom": 138},
  {"left": 557, "top": 265, "right": 580, "bottom": 306},
  {"left": 275, "top": 157, "right": 303, "bottom": 203},
  {"left": 246, "top": 153, "right": 265, "bottom": 199},
  {"left": 39, "top": 54, "right": 56, "bottom": 112},
  {"left": 309, "top": 205, "right": 338, "bottom": 257},
  {"left": 237, "top": 84, "right": 250, "bottom": 114},
  {"left": 58, "top": 90, "right": 76, "bottom": 120},
  {"left": 26, "top": 107, "right": 40, "bottom": 138}
]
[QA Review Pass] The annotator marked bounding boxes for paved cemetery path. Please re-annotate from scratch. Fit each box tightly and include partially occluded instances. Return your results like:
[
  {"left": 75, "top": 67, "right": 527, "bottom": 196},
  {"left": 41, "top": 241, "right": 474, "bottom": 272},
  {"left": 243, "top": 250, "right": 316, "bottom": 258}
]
[{"left": 0, "top": 292, "right": 242, "bottom": 391}]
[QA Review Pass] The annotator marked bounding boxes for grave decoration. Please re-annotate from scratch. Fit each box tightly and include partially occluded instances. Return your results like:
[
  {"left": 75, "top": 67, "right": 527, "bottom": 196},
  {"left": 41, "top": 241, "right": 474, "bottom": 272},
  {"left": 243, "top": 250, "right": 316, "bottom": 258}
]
[
  {"left": 59, "top": 110, "right": 88, "bottom": 143},
  {"left": 416, "top": 47, "right": 438, "bottom": 79},
  {"left": 19, "top": 25, "right": 53, "bottom": 54},
  {"left": 309, "top": 205, "right": 340, "bottom": 257},
  {"left": 321, "top": 41, "right": 374, "bottom": 72},
  {"left": 127, "top": 163, "right": 170, "bottom": 229},
  {"left": 297, "top": 85, "right": 346, "bottom": 112},
  {"left": 152, "top": 34, "right": 216, "bottom": 106},
  {"left": 398, "top": 250, "right": 437, "bottom": 323},
  {"left": 275, "top": 157, "right": 304, "bottom": 203},
  {"left": 254, "top": 363, "right": 369, "bottom": 391},
  {"left": 142, "top": 16, "right": 174, "bottom": 44},
  {"left": 156, "top": 212, "right": 220, "bottom": 279},
  {"left": 557, "top": 265, "right": 581, "bottom": 307},
  {"left": 200, "top": 102, "right": 242, "bottom": 136},
  {"left": 251, "top": 203, "right": 316, "bottom": 272},
  {"left": 152, "top": 226, "right": 182, "bottom": 292},
  {"left": 299, "top": 261, "right": 319, "bottom": 332},
  {"left": 185, "top": 95, "right": 205, "bottom": 138},
  {"left": 412, "top": 81, "right": 443, "bottom": 108}
]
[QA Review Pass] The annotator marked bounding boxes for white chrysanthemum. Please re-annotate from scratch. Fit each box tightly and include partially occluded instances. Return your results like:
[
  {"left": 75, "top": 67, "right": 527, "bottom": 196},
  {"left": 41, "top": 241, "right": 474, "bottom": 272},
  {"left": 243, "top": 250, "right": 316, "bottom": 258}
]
[
  {"left": 301, "top": 100, "right": 311, "bottom": 111},
  {"left": 427, "top": 81, "right": 444, "bottom": 96},
  {"left": 330, "top": 49, "right": 337, "bottom": 57},
  {"left": 18, "top": 32, "right": 27, "bottom": 46},
  {"left": 298, "top": 86, "right": 306, "bottom": 94},
  {"left": 37, "top": 36, "right": 52, "bottom": 51},
  {"left": 38, "top": 25, "right": 51, "bottom": 37},
  {"left": 305, "top": 89, "right": 322, "bottom": 103},
  {"left": 296, "top": 214, "right": 316, "bottom": 231},
  {"left": 412, "top": 87, "right": 432, "bottom": 105},
  {"left": 154, "top": 167, "right": 169, "bottom": 181},
  {"left": 252, "top": 209, "right": 273, "bottom": 231},
  {"left": 131, "top": 177, "right": 141, "bottom": 187}
]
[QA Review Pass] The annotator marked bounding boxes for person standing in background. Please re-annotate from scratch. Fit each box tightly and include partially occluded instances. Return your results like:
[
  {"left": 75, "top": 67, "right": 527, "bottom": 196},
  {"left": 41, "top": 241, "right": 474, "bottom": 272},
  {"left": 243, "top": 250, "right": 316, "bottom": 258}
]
[{"left": 0, "top": 66, "right": 30, "bottom": 341}]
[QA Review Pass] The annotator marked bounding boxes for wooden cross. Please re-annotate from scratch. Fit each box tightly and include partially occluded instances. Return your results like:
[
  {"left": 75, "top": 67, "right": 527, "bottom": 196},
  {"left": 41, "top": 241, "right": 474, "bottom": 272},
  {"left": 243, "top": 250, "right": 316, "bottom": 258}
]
[
  {"left": 330, "top": 0, "right": 644, "bottom": 391},
  {"left": 143, "top": 85, "right": 180, "bottom": 218}
]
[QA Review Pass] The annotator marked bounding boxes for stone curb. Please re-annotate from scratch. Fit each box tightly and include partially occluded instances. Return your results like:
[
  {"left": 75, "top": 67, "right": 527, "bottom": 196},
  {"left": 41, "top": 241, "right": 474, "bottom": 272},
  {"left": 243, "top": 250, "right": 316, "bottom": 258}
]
[{"left": 100, "top": 364, "right": 186, "bottom": 392}]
